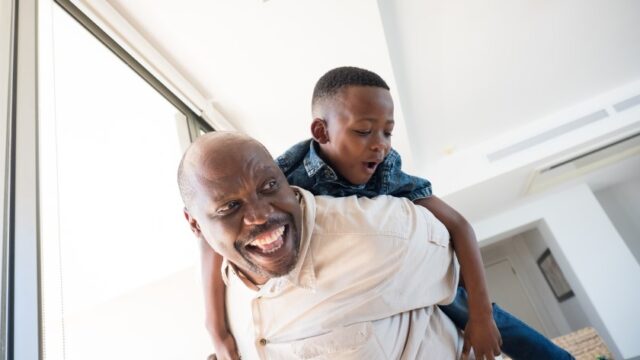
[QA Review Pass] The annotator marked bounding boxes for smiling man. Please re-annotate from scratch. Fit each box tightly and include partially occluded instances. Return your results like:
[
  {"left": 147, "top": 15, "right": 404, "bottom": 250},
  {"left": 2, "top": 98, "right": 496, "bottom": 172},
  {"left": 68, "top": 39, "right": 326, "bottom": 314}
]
[{"left": 179, "top": 132, "right": 463, "bottom": 359}]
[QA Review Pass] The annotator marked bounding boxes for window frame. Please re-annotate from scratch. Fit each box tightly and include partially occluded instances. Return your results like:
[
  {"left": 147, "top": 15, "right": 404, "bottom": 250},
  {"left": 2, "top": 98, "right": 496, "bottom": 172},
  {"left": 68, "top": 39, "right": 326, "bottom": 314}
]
[
  {"left": 53, "top": 0, "right": 211, "bottom": 138},
  {"left": 1, "top": 0, "right": 16, "bottom": 358}
]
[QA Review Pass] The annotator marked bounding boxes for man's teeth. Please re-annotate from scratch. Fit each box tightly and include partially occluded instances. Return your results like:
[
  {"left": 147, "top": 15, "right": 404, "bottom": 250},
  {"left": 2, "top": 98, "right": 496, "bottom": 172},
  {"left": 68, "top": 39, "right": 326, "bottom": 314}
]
[{"left": 250, "top": 226, "right": 285, "bottom": 248}]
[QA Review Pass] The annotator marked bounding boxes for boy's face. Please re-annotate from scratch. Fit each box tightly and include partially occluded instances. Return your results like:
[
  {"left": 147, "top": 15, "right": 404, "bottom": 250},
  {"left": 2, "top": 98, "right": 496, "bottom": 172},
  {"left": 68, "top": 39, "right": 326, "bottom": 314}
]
[{"left": 315, "top": 86, "right": 394, "bottom": 185}]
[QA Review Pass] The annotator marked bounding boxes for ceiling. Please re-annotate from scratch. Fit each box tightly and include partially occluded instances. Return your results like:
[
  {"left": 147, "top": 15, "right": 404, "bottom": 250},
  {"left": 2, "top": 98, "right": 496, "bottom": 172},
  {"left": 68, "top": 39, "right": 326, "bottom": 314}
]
[
  {"left": 378, "top": 0, "right": 640, "bottom": 163},
  {"left": 79, "top": 0, "right": 640, "bottom": 220}
]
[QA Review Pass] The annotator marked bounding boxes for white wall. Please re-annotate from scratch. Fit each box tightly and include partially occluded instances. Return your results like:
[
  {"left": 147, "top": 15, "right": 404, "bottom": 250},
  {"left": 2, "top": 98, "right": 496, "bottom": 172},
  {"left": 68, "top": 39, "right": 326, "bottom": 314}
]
[
  {"left": 473, "top": 184, "right": 640, "bottom": 360},
  {"left": 64, "top": 267, "right": 211, "bottom": 360},
  {"left": 594, "top": 177, "right": 640, "bottom": 266},
  {"left": 104, "top": 0, "right": 417, "bottom": 172},
  {"left": 521, "top": 229, "right": 591, "bottom": 332}
]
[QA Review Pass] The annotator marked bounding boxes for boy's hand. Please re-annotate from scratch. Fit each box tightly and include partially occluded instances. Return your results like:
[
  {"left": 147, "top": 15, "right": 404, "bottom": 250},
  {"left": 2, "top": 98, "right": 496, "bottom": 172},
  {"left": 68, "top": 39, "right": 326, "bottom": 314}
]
[
  {"left": 461, "top": 316, "right": 502, "bottom": 359},
  {"left": 212, "top": 331, "right": 241, "bottom": 360}
]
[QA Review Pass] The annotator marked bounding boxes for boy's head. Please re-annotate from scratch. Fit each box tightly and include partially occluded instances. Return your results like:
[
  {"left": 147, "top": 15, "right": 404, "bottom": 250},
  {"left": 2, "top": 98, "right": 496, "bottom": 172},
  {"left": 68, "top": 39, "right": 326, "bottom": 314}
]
[{"left": 311, "top": 66, "right": 395, "bottom": 185}]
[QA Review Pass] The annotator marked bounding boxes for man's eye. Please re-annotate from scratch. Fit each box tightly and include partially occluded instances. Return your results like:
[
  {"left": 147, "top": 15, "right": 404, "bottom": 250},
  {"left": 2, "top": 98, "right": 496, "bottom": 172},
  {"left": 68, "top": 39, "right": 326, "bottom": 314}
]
[
  {"left": 217, "top": 200, "right": 240, "bottom": 215},
  {"left": 262, "top": 179, "right": 279, "bottom": 192},
  {"left": 384, "top": 131, "right": 393, "bottom": 138},
  {"left": 353, "top": 130, "right": 371, "bottom": 136}
]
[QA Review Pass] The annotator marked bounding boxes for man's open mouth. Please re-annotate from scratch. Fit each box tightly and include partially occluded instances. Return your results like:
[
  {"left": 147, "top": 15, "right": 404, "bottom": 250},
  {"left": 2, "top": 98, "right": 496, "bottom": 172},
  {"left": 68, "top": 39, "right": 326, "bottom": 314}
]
[{"left": 246, "top": 225, "right": 287, "bottom": 255}]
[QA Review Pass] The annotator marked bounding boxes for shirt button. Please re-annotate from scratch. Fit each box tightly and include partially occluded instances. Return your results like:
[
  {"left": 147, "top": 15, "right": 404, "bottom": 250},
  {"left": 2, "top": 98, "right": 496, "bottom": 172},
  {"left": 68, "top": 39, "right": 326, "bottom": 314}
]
[{"left": 259, "top": 338, "right": 268, "bottom": 346}]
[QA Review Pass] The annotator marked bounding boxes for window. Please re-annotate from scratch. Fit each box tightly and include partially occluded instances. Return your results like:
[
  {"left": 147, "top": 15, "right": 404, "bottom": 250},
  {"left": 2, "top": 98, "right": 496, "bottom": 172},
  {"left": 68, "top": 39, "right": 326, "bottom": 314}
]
[{"left": 39, "top": 3, "right": 212, "bottom": 359}]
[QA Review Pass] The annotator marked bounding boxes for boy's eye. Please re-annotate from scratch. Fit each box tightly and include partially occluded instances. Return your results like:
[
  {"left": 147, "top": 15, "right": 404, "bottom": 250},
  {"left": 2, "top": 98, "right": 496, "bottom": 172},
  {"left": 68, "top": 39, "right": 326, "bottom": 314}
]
[
  {"left": 353, "top": 130, "right": 372, "bottom": 136},
  {"left": 217, "top": 200, "right": 240, "bottom": 215},
  {"left": 384, "top": 131, "right": 393, "bottom": 138}
]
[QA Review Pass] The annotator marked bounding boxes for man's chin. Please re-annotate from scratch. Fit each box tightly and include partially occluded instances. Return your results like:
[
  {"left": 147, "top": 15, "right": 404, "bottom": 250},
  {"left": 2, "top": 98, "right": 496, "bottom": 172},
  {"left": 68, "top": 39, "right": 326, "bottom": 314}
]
[
  {"left": 242, "top": 250, "right": 298, "bottom": 281},
  {"left": 259, "top": 259, "right": 297, "bottom": 278}
]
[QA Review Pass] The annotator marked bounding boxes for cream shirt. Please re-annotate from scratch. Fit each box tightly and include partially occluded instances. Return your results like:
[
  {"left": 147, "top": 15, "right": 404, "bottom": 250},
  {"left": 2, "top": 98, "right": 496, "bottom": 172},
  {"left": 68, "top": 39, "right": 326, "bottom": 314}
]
[{"left": 223, "top": 187, "right": 462, "bottom": 359}]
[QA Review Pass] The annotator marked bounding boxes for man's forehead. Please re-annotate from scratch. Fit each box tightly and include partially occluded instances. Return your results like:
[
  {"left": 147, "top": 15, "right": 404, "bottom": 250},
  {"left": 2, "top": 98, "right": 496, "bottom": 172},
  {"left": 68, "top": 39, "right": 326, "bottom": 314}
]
[
  {"left": 196, "top": 159, "right": 279, "bottom": 200},
  {"left": 201, "top": 146, "right": 274, "bottom": 174},
  {"left": 202, "top": 161, "right": 277, "bottom": 182}
]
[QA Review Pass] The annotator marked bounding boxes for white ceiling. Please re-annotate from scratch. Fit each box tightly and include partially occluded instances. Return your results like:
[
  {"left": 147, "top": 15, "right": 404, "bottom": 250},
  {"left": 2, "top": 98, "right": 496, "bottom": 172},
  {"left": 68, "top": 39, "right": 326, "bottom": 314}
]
[
  {"left": 378, "top": 0, "right": 640, "bottom": 163},
  {"left": 83, "top": 0, "right": 640, "bottom": 218}
]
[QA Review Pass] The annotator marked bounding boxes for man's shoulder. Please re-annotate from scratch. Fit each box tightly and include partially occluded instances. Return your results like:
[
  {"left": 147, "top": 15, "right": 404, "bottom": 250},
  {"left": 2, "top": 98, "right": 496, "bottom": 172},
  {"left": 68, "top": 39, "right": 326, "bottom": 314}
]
[{"left": 312, "top": 193, "right": 415, "bottom": 238}]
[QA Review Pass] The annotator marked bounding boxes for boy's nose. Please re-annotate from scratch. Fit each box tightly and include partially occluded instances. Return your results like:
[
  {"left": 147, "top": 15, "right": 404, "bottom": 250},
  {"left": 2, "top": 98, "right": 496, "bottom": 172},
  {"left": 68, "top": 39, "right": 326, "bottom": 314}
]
[{"left": 370, "top": 136, "right": 390, "bottom": 154}]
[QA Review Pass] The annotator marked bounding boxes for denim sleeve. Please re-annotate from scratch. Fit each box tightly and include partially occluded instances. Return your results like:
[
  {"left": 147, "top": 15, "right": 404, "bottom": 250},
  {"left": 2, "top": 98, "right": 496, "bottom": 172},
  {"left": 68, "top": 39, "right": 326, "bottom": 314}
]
[{"left": 383, "top": 149, "right": 433, "bottom": 201}]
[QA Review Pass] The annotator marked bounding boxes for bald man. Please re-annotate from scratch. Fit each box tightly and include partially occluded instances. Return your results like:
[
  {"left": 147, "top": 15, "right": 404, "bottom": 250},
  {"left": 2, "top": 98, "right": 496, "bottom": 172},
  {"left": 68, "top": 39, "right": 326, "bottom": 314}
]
[{"left": 179, "top": 132, "right": 463, "bottom": 359}]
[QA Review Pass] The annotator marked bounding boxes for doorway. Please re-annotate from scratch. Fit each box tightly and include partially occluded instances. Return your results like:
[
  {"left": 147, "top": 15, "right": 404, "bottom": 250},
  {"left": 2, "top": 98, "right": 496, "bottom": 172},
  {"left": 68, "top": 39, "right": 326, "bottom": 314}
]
[{"left": 484, "top": 258, "right": 546, "bottom": 334}]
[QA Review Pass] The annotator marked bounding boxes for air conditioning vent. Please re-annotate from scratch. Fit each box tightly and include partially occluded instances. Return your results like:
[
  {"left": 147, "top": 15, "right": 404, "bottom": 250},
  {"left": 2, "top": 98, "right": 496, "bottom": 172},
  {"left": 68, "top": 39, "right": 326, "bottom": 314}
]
[
  {"left": 487, "top": 109, "right": 609, "bottom": 162},
  {"left": 526, "top": 132, "right": 640, "bottom": 194}
]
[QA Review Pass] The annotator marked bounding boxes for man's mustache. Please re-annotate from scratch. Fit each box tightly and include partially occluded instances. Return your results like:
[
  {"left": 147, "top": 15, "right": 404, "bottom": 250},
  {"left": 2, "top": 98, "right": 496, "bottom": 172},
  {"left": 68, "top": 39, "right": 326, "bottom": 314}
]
[{"left": 236, "top": 213, "right": 292, "bottom": 248}]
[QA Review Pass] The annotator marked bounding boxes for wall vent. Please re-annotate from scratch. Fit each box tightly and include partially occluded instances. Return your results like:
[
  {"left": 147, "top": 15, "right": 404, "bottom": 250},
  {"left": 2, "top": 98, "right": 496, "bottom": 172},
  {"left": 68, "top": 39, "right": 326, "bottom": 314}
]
[
  {"left": 487, "top": 109, "right": 609, "bottom": 162},
  {"left": 613, "top": 94, "right": 640, "bottom": 113}
]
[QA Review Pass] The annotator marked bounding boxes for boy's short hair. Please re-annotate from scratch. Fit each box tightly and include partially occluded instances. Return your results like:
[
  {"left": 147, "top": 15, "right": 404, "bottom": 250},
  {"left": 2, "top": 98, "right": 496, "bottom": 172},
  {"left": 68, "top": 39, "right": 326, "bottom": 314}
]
[{"left": 312, "top": 66, "right": 390, "bottom": 109}]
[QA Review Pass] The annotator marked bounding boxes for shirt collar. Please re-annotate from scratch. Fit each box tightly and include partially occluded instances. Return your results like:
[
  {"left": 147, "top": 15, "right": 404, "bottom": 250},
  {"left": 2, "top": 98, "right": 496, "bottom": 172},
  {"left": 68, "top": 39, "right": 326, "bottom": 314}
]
[
  {"left": 282, "top": 187, "right": 317, "bottom": 290},
  {"left": 303, "top": 141, "right": 337, "bottom": 180},
  {"left": 220, "top": 186, "right": 317, "bottom": 294}
]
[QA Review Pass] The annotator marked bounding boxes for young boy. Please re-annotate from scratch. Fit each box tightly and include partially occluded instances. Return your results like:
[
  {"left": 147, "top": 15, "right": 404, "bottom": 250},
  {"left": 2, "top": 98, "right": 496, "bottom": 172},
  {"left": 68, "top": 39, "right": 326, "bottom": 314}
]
[{"left": 201, "top": 67, "right": 574, "bottom": 360}]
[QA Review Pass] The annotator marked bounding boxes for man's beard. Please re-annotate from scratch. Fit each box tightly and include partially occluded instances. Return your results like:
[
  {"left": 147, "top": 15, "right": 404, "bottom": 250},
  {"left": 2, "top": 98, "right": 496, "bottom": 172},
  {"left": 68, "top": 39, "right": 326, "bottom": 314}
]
[{"left": 234, "top": 212, "right": 300, "bottom": 279}]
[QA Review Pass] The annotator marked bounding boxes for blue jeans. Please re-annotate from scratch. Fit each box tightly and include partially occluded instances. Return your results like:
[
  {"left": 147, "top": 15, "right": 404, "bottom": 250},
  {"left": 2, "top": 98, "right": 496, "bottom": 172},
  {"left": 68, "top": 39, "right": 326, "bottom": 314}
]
[{"left": 439, "top": 287, "right": 575, "bottom": 359}]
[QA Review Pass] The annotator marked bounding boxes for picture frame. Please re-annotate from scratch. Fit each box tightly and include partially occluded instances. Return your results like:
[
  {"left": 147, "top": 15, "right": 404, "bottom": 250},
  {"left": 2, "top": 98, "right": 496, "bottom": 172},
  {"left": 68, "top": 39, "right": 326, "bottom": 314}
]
[{"left": 537, "top": 249, "right": 574, "bottom": 302}]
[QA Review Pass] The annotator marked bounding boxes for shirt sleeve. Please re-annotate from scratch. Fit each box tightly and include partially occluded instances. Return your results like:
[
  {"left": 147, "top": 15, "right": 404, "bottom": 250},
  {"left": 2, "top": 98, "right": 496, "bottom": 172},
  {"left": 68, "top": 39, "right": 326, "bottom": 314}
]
[
  {"left": 383, "top": 149, "right": 433, "bottom": 201},
  {"left": 385, "top": 199, "right": 459, "bottom": 308}
]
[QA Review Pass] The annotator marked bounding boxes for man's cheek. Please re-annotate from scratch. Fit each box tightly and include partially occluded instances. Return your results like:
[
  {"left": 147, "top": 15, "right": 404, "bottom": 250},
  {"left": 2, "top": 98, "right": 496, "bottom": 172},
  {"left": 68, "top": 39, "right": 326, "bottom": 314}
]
[{"left": 213, "top": 229, "right": 239, "bottom": 254}]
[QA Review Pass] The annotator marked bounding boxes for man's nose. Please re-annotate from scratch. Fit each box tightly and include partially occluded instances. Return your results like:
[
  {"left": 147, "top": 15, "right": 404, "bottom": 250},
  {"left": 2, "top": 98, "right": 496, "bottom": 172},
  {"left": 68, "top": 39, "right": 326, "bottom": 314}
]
[{"left": 243, "top": 200, "right": 272, "bottom": 226}]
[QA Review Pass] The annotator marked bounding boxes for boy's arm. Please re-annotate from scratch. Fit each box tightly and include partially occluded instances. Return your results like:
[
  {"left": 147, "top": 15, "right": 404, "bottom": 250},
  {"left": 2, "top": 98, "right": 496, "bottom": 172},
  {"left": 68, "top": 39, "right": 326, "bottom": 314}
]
[
  {"left": 414, "top": 196, "right": 502, "bottom": 359},
  {"left": 200, "top": 237, "right": 240, "bottom": 360}
]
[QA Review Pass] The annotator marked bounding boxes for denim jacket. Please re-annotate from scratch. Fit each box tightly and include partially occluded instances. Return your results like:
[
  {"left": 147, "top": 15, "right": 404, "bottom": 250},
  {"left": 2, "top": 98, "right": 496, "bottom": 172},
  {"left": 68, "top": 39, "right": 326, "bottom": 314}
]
[{"left": 275, "top": 139, "right": 432, "bottom": 201}]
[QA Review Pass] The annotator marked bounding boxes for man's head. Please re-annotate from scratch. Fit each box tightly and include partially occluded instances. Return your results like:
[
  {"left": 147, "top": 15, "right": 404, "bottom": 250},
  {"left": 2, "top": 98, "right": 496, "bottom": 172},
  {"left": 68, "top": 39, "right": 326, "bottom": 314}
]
[
  {"left": 178, "top": 132, "right": 302, "bottom": 285},
  {"left": 311, "top": 66, "right": 395, "bottom": 185}
]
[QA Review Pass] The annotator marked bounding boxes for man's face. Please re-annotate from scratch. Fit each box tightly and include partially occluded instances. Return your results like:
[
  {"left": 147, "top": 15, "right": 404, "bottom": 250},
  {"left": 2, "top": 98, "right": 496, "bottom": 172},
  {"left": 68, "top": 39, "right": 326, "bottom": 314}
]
[
  {"left": 187, "top": 142, "right": 302, "bottom": 284},
  {"left": 317, "top": 86, "right": 394, "bottom": 185}
]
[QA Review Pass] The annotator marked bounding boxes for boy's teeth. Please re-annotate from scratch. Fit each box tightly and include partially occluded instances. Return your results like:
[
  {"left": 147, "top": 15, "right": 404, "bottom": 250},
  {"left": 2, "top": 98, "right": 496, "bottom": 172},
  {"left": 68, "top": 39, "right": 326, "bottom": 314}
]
[{"left": 250, "top": 226, "right": 285, "bottom": 248}]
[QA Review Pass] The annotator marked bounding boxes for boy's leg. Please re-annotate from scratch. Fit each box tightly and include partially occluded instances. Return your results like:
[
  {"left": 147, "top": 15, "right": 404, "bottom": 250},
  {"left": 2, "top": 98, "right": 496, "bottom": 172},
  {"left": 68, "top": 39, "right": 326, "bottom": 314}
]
[{"left": 439, "top": 287, "right": 575, "bottom": 360}]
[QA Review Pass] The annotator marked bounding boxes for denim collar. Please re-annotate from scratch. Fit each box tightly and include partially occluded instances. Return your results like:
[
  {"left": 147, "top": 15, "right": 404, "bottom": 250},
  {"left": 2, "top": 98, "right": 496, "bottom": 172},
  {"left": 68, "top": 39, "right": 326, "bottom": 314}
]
[{"left": 303, "top": 141, "right": 338, "bottom": 181}]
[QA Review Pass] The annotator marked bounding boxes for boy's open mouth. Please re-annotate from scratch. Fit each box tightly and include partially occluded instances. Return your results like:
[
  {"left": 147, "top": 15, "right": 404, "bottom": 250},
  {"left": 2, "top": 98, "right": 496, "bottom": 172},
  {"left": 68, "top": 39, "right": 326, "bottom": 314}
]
[{"left": 363, "top": 161, "right": 379, "bottom": 173}]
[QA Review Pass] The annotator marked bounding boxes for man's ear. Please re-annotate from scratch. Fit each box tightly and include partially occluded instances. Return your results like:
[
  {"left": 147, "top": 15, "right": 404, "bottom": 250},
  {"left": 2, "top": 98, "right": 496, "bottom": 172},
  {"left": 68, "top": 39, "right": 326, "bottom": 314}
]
[
  {"left": 183, "top": 208, "right": 202, "bottom": 237},
  {"left": 311, "top": 118, "right": 330, "bottom": 144}
]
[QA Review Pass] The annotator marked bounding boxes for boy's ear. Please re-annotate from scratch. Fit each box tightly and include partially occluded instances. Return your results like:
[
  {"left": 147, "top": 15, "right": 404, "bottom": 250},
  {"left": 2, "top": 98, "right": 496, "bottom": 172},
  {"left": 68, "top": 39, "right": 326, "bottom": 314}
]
[
  {"left": 311, "top": 118, "right": 330, "bottom": 144},
  {"left": 183, "top": 208, "right": 202, "bottom": 237}
]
